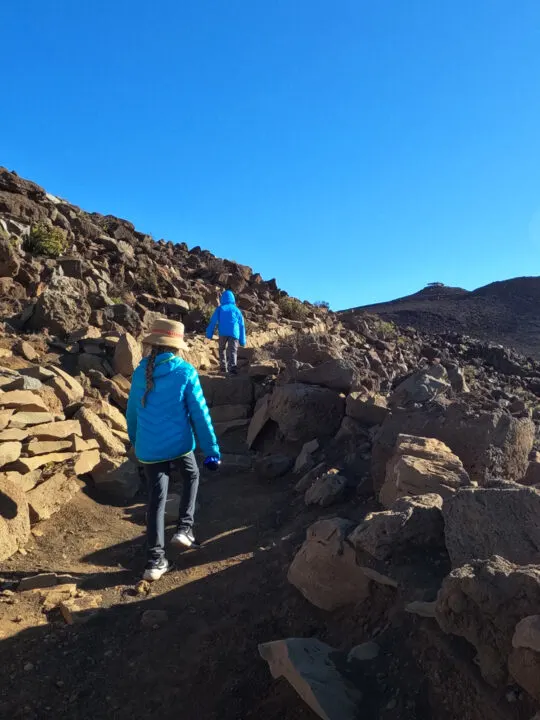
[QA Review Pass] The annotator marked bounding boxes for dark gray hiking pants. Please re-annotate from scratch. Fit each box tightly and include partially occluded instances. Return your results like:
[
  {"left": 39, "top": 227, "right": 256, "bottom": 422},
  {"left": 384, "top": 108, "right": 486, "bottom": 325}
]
[
  {"left": 219, "top": 335, "right": 239, "bottom": 372},
  {"left": 144, "top": 453, "right": 200, "bottom": 563}
]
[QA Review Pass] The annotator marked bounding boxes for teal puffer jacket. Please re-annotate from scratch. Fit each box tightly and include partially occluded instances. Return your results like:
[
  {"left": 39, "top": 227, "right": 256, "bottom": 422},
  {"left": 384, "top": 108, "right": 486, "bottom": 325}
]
[
  {"left": 206, "top": 290, "right": 247, "bottom": 346},
  {"left": 126, "top": 353, "right": 220, "bottom": 463}
]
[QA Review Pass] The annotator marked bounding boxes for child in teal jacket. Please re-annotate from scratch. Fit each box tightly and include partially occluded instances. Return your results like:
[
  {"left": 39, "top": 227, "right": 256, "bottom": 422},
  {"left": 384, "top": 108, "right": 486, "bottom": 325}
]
[{"left": 127, "top": 319, "right": 220, "bottom": 581}]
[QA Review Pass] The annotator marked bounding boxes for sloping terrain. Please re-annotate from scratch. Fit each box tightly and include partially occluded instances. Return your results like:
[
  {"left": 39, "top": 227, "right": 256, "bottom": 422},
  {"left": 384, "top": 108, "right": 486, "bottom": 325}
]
[
  {"left": 1, "top": 168, "right": 540, "bottom": 720},
  {"left": 340, "top": 278, "right": 540, "bottom": 358}
]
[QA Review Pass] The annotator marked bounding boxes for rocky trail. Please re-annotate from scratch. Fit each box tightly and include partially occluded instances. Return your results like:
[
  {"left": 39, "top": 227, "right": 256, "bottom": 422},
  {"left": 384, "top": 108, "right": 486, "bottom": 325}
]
[
  {"left": 1, "top": 167, "right": 540, "bottom": 719},
  {"left": 0, "top": 459, "right": 448, "bottom": 720}
]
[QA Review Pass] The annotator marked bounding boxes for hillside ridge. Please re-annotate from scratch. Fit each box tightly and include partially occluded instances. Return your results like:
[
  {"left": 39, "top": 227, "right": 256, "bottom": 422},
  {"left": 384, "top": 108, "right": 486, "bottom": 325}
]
[{"left": 340, "top": 276, "right": 540, "bottom": 357}]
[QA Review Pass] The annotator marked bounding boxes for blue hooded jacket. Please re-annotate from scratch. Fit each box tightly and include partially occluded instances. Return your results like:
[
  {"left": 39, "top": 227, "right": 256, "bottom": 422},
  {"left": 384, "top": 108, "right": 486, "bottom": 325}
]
[
  {"left": 126, "top": 352, "right": 220, "bottom": 463},
  {"left": 206, "top": 290, "right": 246, "bottom": 346}
]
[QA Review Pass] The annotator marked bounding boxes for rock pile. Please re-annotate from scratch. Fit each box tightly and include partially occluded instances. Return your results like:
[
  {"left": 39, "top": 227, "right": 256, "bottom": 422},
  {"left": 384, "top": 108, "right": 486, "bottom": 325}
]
[
  {"left": 0, "top": 167, "right": 327, "bottom": 343},
  {"left": 0, "top": 336, "right": 133, "bottom": 559}
]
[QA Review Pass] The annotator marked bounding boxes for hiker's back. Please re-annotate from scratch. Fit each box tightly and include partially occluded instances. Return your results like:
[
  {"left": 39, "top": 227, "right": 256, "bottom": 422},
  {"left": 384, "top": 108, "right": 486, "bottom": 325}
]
[{"left": 218, "top": 301, "right": 242, "bottom": 336}]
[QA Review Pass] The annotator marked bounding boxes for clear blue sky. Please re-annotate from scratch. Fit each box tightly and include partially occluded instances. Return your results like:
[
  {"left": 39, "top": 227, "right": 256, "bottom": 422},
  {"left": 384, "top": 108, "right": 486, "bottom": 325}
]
[{"left": 2, "top": 1, "right": 540, "bottom": 309}]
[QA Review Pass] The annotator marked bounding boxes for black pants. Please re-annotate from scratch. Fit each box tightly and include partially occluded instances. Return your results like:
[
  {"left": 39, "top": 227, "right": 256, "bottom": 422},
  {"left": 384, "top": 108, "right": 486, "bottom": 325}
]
[{"left": 143, "top": 453, "right": 200, "bottom": 563}]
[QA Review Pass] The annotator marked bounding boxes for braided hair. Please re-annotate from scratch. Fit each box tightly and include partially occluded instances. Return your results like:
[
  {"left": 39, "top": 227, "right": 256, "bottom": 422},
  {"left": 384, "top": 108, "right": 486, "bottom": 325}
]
[{"left": 141, "top": 344, "right": 179, "bottom": 407}]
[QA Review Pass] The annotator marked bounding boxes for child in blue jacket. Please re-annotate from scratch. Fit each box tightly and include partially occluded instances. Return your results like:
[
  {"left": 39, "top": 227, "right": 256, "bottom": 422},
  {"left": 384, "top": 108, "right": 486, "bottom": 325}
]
[
  {"left": 127, "top": 319, "right": 220, "bottom": 581},
  {"left": 206, "top": 290, "right": 246, "bottom": 374}
]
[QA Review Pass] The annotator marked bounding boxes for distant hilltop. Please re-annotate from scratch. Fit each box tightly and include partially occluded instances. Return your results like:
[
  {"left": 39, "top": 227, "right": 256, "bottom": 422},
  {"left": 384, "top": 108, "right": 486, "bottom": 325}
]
[{"left": 339, "top": 277, "right": 540, "bottom": 358}]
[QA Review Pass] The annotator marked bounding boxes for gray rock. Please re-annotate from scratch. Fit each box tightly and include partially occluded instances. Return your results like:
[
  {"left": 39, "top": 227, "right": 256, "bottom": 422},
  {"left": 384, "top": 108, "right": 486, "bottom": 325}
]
[
  {"left": 269, "top": 383, "right": 345, "bottom": 444},
  {"left": 259, "top": 638, "right": 362, "bottom": 720},
  {"left": 443, "top": 485, "right": 540, "bottom": 567},
  {"left": 304, "top": 471, "right": 347, "bottom": 507},
  {"left": 346, "top": 392, "right": 388, "bottom": 426},
  {"left": 389, "top": 364, "right": 451, "bottom": 408},
  {"left": 2, "top": 375, "right": 43, "bottom": 392},
  {"left": 295, "top": 358, "right": 358, "bottom": 393},
  {"left": 200, "top": 374, "right": 254, "bottom": 407},
  {"left": 254, "top": 454, "right": 293, "bottom": 479},
  {"left": 371, "top": 401, "right": 535, "bottom": 489},
  {"left": 246, "top": 394, "right": 271, "bottom": 449},
  {"left": 91, "top": 457, "right": 140, "bottom": 500},
  {"left": 350, "top": 493, "right": 444, "bottom": 560},
  {"left": 0, "top": 476, "right": 30, "bottom": 561},
  {"left": 347, "top": 641, "right": 380, "bottom": 662},
  {"left": 436, "top": 556, "right": 540, "bottom": 686},
  {"left": 293, "top": 438, "right": 319, "bottom": 475},
  {"left": 29, "top": 277, "right": 91, "bottom": 337}
]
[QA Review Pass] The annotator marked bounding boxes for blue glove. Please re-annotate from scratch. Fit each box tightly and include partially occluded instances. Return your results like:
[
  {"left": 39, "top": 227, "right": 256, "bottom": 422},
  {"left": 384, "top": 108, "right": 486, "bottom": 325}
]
[{"left": 203, "top": 456, "right": 221, "bottom": 472}]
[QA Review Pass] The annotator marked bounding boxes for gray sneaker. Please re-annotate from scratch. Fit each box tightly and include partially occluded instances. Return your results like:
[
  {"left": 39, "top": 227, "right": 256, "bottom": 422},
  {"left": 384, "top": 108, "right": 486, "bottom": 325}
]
[
  {"left": 171, "top": 528, "right": 196, "bottom": 548},
  {"left": 143, "top": 557, "right": 169, "bottom": 581}
]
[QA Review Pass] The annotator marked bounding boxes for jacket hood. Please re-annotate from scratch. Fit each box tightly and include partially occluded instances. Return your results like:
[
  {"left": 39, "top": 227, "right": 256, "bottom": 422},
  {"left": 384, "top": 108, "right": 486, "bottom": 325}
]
[{"left": 220, "top": 290, "right": 236, "bottom": 305}]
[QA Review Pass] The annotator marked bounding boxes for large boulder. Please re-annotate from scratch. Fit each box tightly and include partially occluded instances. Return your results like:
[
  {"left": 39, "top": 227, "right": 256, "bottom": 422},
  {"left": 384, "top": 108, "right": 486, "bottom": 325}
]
[
  {"left": 509, "top": 616, "right": 540, "bottom": 702},
  {"left": 210, "top": 404, "right": 252, "bottom": 423},
  {"left": 29, "top": 277, "right": 91, "bottom": 336},
  {"left": 345, "top": 392, "right": 388, "bottom": 426},
  {"left": 0, "top": 476, "right": 30, "bottom": 560},
  {"left": 350, "top": 493, "right": 444, "bottom": 561},
  {"left": 28, "top": 419, "right": 81, "bottom": 439},
  {"left": 102, "top": 304, "right": 142, "bottom": 335},
  {"left": 288, "top": 517, "right": 371, "bottom": 610},
  {"left": 259, "top": 638, "right": 362, "bottom": 720},
  {"left": 295, "top": 359, "right": 358, "bottom": 393},
  {"left": 0, "top": 390, "right": 49, "bottom": 412},
  {"left": 389, "top": 364, "right": 451, "bottom": 408},
  {"left": 74, "top": 407, "right": 125, "bottom": 456},
  {"left": 443, "top": 485, "right": 540, "bottom": 567},
  {"left": 379, "top": 434, "right": 472, "bottom": 507},
  {"left": 247, "top": 394, "right": 271, "bottom": 449},
  {"left": 0, "top": 236, "right": 20, "bottom": 277},
  {"left": 435, "top": 556, "right": 540, "bottom": 686},
  {"left": 372, "top": 401, "right": 535, "bottom": 490},
  {"left": 113, "top": 333, "right": 141, "bottom": 377},
  {"left": 27, "top": 472, "right": 80, "bottom": 522},
  {"left": 200, "top": 374, "right": 254, "bottom": 407},
  {"left": 47, "top": 367, "right": 84, "bottom": 407},
  {"left": 269, "top": 383, "right": 345, "bottom": 444},
  {"left": 91, "top": 456, "right": 140, "bottom": 499},
  {"left": 0, "top": 441, "right": 22, "bottom": 468}
]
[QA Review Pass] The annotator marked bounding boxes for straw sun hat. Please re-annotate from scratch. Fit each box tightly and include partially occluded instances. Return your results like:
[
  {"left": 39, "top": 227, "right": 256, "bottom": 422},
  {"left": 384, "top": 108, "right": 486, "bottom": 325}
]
[{"left": 142, "top": 318, "right": 188, "bottom": 351}]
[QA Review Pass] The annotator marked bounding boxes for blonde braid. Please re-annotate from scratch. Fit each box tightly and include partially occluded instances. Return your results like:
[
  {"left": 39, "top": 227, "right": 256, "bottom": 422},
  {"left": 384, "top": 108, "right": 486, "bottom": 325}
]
[{"left": 142, "top": 346, "right": 160, "bottom": 407}]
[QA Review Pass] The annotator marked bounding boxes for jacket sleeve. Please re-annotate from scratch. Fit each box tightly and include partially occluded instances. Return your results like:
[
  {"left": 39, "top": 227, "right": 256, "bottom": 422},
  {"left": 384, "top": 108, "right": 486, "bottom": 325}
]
[
  {"left": 126, "top": 384, "right": 138, "bottom": 446},
  {"left": 238, "top": 310, "right": 247, "bottom": 347},
  {"left": 206, "top": 308, "right": 219, "bottom": 339},
  {"left": 185, "top": 367, "right": 221, "bottom": 458}
]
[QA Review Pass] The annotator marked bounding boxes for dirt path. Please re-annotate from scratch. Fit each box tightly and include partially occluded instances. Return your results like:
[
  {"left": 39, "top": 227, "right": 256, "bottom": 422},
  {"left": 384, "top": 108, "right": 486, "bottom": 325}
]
[
  {"left": 0, "top": 468, "right": 443, "bottom": 720},
  {"left": 0, "top": 469, "right": 331, "bottom": 720}
]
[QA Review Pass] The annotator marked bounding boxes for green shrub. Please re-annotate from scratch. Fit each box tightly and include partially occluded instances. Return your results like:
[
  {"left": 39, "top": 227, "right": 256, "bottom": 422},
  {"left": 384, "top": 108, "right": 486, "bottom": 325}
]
[
  {"left": 278, "top": 296, "right": 310, "bottom": 321},
  {"left": 24, "top": 221, "right": 68, "bottom": 258},
  {"left": 110, "top": 296, "right": 123, "bottom": 305},
  {"left": 314, "top": 300, "right": 330, "bottom": 310},
  {"left": 370, "top": 317, "right": 397, "bottom": 339}
]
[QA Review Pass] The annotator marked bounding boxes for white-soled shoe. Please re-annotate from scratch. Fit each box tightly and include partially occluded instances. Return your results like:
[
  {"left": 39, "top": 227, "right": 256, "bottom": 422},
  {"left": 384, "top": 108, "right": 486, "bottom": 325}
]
[
  {"left": 143, "top": 558, "right": 169, "bottom": 581},
  {"left": 171, "top": 529, "right": 195, "bottom": 548}
]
